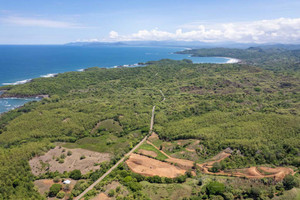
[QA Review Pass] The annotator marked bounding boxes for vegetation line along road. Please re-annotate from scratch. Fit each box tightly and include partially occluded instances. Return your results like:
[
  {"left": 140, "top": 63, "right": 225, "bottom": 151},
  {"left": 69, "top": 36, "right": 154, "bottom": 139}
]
[
  {"left": 75, "top": 105, "right": 156, "bottom": 200},
  {"left": 159, "top": 89, "right": 165, "bottom": 101}
]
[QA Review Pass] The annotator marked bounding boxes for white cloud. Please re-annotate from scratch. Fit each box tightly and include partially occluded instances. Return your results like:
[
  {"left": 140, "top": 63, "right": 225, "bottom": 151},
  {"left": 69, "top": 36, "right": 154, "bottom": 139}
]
[
  {"left": 1, "top": 16, "right": 82, "bottom": 28},
  {"left": 109, "top": 31, "right": 119, "bottom": 39},
  {"left": 106, "top": 18, "right": 300, "bottom": 43}
]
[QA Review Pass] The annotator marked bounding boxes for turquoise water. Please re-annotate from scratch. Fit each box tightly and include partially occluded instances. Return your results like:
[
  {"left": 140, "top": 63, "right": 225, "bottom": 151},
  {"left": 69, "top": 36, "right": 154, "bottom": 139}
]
[
  {"left": 0, "top": 45, "right": 229, "bottom": 113},
  {"left": 0, "top": 92, "right": 39, "bottom": 113}
]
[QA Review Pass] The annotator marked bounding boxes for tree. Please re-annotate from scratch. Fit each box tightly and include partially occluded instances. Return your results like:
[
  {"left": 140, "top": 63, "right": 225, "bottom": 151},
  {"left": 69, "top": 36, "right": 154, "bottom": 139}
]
[
  {"left": 53, "top": 176, "right": 60, "bottom": 183},
  {"left": 49, "top": 184, "right": 62, "bottom": 197},
  {"left": 206, "top": 181, "right": 225, "bottom": 196},
  {"left": 211, "top": 162, "right": 222, "bottom": 172},
  {"left": 70, "top": 169, "right": 82, "bottom": 180},
  {"left": 283, "top": 175, "right": 297, "bottom": 190},
  {"left": 56, "top": 191, "right": 65, "bottom": 199}
]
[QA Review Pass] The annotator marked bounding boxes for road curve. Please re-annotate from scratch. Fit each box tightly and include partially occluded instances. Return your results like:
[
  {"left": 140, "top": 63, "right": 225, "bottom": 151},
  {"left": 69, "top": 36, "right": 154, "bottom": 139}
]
[{"left": 75, "top": 105, "right": 155, "bottom": 200}]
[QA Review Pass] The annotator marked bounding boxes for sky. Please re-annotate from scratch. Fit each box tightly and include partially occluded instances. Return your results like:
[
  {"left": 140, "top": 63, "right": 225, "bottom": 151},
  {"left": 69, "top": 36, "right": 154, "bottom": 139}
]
[{"left": 0, "top": 0, "right": 300, "bottom": 44}]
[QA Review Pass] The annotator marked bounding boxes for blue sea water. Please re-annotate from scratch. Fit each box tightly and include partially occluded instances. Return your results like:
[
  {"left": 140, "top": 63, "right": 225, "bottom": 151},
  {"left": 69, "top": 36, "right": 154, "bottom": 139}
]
[
  {"left": 0, "top": 45, "right": 229, "bottom": 113},
  {"left": 0, "top": 91, "right": 39, "bottom": 113}
]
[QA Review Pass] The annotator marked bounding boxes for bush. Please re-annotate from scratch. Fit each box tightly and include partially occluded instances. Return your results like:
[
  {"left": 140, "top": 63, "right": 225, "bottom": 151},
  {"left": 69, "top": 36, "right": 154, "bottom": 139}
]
[
  {"left": 53, "top": 176, "right": 60, "bottom": 183},
  {"left": 56, "top": 191, "right": 65, "bottom": 199},
  {"left": 165, "top": 177, "right": 173, "bottom": 184},
  {"left": 223, "top": 192, "right": 234, "bottom": 200},
  {"left": 49, "top": 184, "right": 62, "bottom": 197},
  {"left": 206, "top": 181, "right": 225, "bottom": 196},
  {"left": 128, "top": 182, "right": 142, "bottom": 192},
  {"left": 175, "top": 175, "right": 187, "bottom": 183},
  {"left": 80, "top": 155, "right": 86, "bottom": 160},
  {"left": 108, "top": 189, "right": 115, "bottom": 197},
  {"left": 67, "top": 150, "right": 72, "bottom": 156},
  {"left": 249, "top": 187, "right": 261, "bottom": 198},
  {"left": 283, "top": 175, "right": 297, "bottom": 190},
  {"left": 58, "top": 159, "right": 64, "bottom": 164},
  {"left": 211, "top": 162, "right": 222, "bottom": 172},
  {"left": 70, "top": 169, "right": 82, "bottom": 180}
]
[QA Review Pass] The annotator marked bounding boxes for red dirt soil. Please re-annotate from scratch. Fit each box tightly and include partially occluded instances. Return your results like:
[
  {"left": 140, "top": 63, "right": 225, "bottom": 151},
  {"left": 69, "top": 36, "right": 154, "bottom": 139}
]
[
  {"left": 126, "top": 153, "right": 186, "bottom": 178},
  {"left": 91, "top": 193, "right": 111, "bottom": 200},
  {"left": 145, "top": 139, "right": 294, "bottom": 180},
  {"left": 138, "top": 149, "right": 158, "bottom": 157}
]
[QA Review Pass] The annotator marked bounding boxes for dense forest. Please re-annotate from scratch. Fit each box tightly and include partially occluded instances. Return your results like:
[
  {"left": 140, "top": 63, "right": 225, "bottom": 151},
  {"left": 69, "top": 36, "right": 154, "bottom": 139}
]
[{"left": 0, "top": 54, "right": 299, "bottom": 199}]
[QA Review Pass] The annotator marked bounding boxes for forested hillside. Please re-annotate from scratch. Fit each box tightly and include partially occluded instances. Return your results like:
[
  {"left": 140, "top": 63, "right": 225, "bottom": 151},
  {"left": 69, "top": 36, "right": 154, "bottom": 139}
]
[
  {"left": 0, "top": 59, "right": 299, "bottom": 199},
  {"left": 178, "top": 47, "right": 300, "bottom": 72}
]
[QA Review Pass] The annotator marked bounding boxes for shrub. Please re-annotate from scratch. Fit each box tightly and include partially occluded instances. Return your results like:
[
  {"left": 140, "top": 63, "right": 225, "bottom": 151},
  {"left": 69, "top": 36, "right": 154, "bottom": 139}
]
[
  {"left": 56, "top": 191, "right": 65, "bottom": 199},
  {"left": 223, "top": 192, "right": 234, "bottom": 200},
  {"left": 80, "top": 155, "right": 86, "bottom": 160},
  {"left": 67, "top": 150, "right": 72, "bottom": 156},
  {"left": 58, "top": 159, "right": 64, "bottom": 164},
  {"left": 165, "top": 177, "right": 173, "bottom": 183},
  {"left": 108, "top": 189, "right": 115, "bottom": 197},
  {"left": 211, "top": 162, "right": 222, "bottom": 172},
  {"left": 283, "top": 175, "right": 297, "bottom": 190},
  {"left": 175, "top": 175, "right": 187, "bottom": 183},
  {"left": 206, "top": 181, "right": 225, "bottom": 196},
  {"left": 70, "top": 169, "right": 82, "bottom": 180},
  {"left": 63, "top": 184, "right": 70, "bottom": 191},
  {"left": 128, "top": 182, "right": 142, "bottom": 192},
  {"left": 49, "top": 184, "right": 62, "bottom": 197},
  {"left": 53, "top": 176, "right": 60, "bottom": 183}
]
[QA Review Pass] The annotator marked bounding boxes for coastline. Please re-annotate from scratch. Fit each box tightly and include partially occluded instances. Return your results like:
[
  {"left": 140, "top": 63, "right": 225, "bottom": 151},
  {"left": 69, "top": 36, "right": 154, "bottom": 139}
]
[
  {"left": 0, "top": 50, "right": 235, "bottom": 87},
  {"left": 223, "top": 57, "right": 241, "bottom": 64}
]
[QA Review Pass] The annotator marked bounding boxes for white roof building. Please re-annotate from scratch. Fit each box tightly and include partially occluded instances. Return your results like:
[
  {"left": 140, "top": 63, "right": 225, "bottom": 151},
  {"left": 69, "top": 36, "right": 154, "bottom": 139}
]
[{"left": 63, "top": 179, "right": 71, "bottom": 184}]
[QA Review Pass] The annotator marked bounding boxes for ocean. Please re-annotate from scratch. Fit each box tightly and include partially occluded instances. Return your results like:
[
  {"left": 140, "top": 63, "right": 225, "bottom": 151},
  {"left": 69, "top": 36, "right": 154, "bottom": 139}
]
[{"left": 0, "top": 45, "right": 231, "bottom": 113}]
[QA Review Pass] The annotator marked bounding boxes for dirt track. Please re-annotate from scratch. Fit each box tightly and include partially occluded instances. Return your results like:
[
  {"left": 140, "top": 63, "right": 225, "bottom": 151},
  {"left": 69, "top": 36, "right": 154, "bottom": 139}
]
[
  {"left": 144, "top": 140, "right": 294, "bottom": 180},
  {"left": 126, "top": 153, "right": 186, "bottom": 178}
]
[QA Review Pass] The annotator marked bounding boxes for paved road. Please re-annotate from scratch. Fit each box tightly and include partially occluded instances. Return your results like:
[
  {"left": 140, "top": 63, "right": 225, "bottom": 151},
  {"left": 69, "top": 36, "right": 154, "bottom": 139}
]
[{"left": 75, "top": 105, "right": 156, "bottom": 200}]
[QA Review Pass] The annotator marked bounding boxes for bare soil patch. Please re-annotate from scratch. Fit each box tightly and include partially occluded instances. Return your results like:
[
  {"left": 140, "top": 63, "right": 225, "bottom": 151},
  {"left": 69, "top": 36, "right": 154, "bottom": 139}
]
[
  {"left": 34, "top": 179, "right": 77, "bottom": 198},
  {"left": 166, "top": 157, "right": 194, "bottom": 170},
  {"left": 30, "top": 146, "right": 111, "bottom": 175},
  {"left": 62, "top": 118, "right": 70, "bottom": 123},
  {"left": 203, "top": 151, "right": 231, "bottom": 166},
  {"left": 148, "top": 132, "right": 159, "bottom": 141},
  {"left": 138, "top": 149, "right": 158, "bottom": 158},
  {"left": 91, "top": 193, "right": 111, "bottom": 200},
  {"left": 126, "top": 153, "right": 186, "bottom": 178}
]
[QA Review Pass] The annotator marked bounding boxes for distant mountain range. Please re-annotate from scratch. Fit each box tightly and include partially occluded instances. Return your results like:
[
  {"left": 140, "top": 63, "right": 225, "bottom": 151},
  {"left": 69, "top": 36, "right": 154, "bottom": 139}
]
[{"left": 65, "top": 40, "right": 300, "bottom": 50}]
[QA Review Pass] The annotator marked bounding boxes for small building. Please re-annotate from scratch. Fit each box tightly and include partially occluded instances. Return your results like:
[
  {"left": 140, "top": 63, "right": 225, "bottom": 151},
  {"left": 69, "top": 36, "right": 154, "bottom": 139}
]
[{"left": 63, "top": 179, "right": 71, "bottom": 184}]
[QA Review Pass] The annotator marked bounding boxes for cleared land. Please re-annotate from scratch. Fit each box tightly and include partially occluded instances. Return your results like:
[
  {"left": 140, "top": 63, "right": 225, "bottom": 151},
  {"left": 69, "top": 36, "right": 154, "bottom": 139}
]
[
  {"left": 126, "top": 153, "right": 186, "bottom": 178},
  {"left": 29, "top": 146, "right": 111, "bottom": 175},
  {"left": 91, "top": 193, "right": 111, "bottom": 200},
  {"left": 128, "top": 137, "right": 294, "bottom": 181},
  {"left": 138, "top": 149, "right": 158, "bottom": 157},
  {"left": 34, "top": 179, "right": 77, "bottom": 199}
]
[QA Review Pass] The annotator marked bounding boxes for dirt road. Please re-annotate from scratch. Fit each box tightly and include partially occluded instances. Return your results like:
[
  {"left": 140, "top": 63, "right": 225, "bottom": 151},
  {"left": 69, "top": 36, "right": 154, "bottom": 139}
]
[{"left": 75, "top": 105, "right": 156, "bottom": 200}]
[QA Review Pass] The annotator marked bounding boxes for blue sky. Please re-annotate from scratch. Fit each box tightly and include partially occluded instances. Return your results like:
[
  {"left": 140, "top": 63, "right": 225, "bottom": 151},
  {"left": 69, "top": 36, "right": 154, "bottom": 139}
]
[{"left": 0, "top": 0, "right": 300, "bottom": 44}]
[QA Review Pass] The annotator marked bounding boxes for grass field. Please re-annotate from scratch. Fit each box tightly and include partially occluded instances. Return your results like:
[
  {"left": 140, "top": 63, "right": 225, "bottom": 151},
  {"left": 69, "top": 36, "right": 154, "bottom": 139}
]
[{"left": 136, "top": 143, "right": 168, "bottom": 161}]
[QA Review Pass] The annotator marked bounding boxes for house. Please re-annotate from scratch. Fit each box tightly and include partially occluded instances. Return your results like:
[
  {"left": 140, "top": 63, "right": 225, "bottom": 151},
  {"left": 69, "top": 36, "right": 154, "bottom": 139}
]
[{"left": 63, "top": 179, "right": 71, "bottom": 184}]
